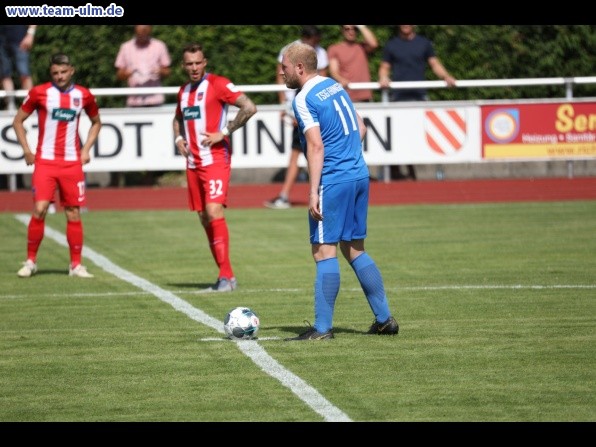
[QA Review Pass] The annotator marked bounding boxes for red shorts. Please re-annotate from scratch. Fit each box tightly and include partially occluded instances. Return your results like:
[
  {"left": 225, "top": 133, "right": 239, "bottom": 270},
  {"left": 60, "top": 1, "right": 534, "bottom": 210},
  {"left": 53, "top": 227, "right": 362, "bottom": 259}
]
[
  {"left": 186, "top": 162, "right": 231, "bottom": 212},
  {"left": 32, "top": 160, "right": 86, "bottom": 207}
]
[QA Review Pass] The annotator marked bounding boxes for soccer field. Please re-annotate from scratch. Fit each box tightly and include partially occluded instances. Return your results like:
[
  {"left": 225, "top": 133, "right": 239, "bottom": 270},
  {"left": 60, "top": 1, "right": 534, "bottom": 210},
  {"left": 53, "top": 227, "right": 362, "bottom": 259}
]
[{"left": 1, "top": 201, "right": 595, "bottom": 422}]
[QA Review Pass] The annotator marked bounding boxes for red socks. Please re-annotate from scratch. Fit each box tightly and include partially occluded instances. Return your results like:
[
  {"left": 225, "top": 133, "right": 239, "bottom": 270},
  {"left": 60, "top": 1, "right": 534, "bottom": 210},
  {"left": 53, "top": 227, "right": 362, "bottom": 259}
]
[
  {"left": 208, "top": 217, "right": 233, "bottom": 279},
  {"left": 26, "top": 216, "right": 45, "bottom": 262},
  {"left": 66, "top": 220, "right": 83, "bottom": 267}
]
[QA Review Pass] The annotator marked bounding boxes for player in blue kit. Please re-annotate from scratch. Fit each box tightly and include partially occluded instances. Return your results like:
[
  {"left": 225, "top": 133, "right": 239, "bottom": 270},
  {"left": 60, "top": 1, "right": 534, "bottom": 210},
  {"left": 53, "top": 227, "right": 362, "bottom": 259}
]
[{"left": 280, "top": 42, "right": 399, "bottom": 341}]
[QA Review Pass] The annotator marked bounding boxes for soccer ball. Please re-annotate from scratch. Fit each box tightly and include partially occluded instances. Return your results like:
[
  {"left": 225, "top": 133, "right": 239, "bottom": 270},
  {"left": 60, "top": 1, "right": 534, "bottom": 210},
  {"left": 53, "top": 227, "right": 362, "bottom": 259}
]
[{"left": 224, "top": 307, "right": 260, "bottom": 340}]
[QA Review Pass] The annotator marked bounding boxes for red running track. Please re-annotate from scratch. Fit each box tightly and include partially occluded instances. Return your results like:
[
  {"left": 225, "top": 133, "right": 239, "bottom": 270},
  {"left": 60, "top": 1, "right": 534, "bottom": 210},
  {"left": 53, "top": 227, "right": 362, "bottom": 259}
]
[{"left": 1, "top": 177, "right": 595, "bottom": 212}]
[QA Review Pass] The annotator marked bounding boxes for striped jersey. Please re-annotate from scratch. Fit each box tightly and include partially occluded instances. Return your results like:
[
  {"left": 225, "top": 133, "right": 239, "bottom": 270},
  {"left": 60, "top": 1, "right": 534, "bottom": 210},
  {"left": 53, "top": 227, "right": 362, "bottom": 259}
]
[
  {"left": 21, "top": 82, "right": 99, "bottom": 163},
  {"left": 293, "top": 75, "right": 369, "bottom": 185},
  {"left": 175, "top": 73, "right": 243, "bottom": 168}
]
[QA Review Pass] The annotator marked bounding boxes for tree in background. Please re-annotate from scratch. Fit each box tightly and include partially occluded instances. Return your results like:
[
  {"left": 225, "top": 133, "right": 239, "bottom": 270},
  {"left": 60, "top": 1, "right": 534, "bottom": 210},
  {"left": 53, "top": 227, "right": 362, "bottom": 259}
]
[{"left": 24, "top": 25, "right": 596, "bottom": 108}]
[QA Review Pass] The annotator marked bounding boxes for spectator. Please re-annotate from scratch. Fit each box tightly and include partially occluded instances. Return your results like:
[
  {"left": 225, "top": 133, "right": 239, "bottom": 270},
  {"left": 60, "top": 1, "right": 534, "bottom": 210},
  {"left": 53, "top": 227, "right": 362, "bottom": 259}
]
[
  {"left": 264, "top": 25, "right": 328, "bottom": 210},
  {"left": 327, "top": 25, "right": 378, "bottom": 103},
  {"left": 13, "top": 53, "right": 102, "bottom": 279},
  {"left": 172, "top": 43, "right": 257, "bottom": 292},
  {"left": 378, "top": 25, "right": 456, "bottom": 180},
  {"left": 114, "top": 24, "right": 171, "bottom": 107},
  {"left": 0, "top": 25, "right": 36, "bottom": 191},
  {"left": 0, "top": 25, "right": 36, "bottom": 111},
  {"left": 114, "top": 25, "right": 172, "bottom": 187},
  {"left": 279, "top": 42, "right": 399, "bottom": 341}
]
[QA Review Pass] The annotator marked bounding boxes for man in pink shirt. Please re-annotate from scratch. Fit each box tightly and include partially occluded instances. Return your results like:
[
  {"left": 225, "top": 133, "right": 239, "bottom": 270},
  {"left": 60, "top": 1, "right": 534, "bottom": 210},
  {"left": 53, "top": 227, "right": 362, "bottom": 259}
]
[
  {"left": 115, "top": 25, "right": 171, "bottom": 107},
  {"left": 327, "top": 25, "right": 379, "bottom": 103},
  {"left": 113, "top": 25, "right": 172, "bottom": 186}
]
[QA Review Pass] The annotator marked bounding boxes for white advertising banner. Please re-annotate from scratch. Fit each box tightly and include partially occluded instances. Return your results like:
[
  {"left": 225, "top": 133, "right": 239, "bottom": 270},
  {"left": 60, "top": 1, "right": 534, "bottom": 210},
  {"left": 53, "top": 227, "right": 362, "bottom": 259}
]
[{"left": 0, "top": 102, "right": 480, "bottom": 174}]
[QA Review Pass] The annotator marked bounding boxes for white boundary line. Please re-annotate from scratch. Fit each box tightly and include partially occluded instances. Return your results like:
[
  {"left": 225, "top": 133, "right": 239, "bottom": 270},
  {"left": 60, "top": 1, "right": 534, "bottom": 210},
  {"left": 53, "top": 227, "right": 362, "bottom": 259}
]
[
  {"left": 3, "top": 283, "right": 595, "bottom": 301},
  {"left": 14, "top": 214, "right": 352, "bottom": 423}
]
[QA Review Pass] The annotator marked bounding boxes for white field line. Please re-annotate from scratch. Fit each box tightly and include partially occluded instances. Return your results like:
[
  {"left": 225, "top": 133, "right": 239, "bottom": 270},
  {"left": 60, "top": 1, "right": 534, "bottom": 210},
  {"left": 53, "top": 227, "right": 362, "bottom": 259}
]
[
  {"left": 3, "top": 283, "right": 595, "bottom": 301},
  {"left": 14, "top": 214, "right": 352, "bottom": 423}
]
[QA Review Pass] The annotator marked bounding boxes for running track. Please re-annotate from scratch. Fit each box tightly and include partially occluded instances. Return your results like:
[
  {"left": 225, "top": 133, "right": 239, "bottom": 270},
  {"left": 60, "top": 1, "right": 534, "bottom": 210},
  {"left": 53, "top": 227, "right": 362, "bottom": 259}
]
[{"left": 1, "top": 177, "right": 595, "bottom": 212}]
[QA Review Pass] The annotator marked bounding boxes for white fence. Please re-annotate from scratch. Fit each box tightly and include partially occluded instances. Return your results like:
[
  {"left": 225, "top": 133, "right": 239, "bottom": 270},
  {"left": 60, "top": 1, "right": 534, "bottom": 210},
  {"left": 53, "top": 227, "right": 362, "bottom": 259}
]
[{"left": 2, "top": 77, "right": 595, "bottom": 102}]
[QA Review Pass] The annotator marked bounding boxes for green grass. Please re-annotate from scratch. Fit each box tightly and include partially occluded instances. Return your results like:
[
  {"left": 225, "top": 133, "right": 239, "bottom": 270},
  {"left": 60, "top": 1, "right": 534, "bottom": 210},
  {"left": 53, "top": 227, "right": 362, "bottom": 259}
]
[{"left": 1, "top": 201, "right": 595, "bottom": 421}]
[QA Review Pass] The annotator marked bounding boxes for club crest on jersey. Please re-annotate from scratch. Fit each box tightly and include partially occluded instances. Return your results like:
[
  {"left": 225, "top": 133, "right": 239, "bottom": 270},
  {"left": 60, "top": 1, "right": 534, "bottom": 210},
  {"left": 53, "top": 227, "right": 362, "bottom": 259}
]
[
  {"left": 183, "top": 106, "right": 201, "bottom": 120},
  {"left": 52, "top": 108, "right": 76, "bottom": 122},
  {"left": 73, "top": 98, "right": 80, "bottom": 107}
]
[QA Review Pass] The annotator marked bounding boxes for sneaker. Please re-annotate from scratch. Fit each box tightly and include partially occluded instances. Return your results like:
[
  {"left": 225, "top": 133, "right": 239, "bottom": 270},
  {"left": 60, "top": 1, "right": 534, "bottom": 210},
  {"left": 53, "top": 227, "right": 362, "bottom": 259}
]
[
  {"left": 264, "top": 196, "right": 290, "bottom": 210},
  {"left": 206, "top": 277, "right": 237, "bottom": 292},
  {"left": 367, "top": 316, "right": 399, "bottom": 335},
  {"left": 285, "top": 322, "right": 334, "bottom": 341},
  {"left": 69, "top": 264, "right": 94, "bottom": 278},
  {"left": 17, "top": 260, "right": 38, "bottom": 278}
]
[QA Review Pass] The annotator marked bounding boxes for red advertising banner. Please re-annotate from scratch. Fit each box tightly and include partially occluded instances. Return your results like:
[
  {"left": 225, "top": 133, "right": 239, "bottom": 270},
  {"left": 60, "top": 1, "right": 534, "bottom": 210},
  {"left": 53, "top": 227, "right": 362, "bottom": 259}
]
[{"left": 482, "top": 102, "right": 596, "bottom": 159}]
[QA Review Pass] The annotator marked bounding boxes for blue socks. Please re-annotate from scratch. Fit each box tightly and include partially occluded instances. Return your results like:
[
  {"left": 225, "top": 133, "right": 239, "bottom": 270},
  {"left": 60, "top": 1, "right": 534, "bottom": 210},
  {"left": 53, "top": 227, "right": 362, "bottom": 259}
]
[
  {"left": 313, "top": 257, "right": 340, "bottom": 333},
  {"left": 313, "top": 253, "right": 392, "bottom": 332},
  {"left": 350, "top": 253, "right": 391, "bottom": 323}
]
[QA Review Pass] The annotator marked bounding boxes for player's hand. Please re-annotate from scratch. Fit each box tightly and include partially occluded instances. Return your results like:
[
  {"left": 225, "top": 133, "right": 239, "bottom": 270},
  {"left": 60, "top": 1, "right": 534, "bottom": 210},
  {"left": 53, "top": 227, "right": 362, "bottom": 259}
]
[
  {"left": 309, "top": 192, "right": 323, "bottom": 221},
  {"left": 175, "top": 137, "right": 189, "bottom": 157},
  {"left": 80, "top": 151, "right": 91, "bottom": 165},
  {"left": 200, "top": 131, "right": 226, "bottom": 147},
  {"left": 23, "top": 151, "right": 35, "bottom": 166}
]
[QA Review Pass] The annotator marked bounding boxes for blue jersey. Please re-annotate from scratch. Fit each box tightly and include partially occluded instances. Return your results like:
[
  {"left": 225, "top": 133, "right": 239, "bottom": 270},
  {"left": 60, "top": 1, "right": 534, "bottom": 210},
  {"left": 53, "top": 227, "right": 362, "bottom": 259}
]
[{"left": 293, "top": 75, "right": 369, "bottom": 185}]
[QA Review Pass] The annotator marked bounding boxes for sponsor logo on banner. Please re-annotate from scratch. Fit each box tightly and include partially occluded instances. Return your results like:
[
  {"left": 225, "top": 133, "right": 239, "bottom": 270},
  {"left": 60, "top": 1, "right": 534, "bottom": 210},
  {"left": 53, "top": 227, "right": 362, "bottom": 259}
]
[
  {"left": 424, "top": 109, "right": 467, "bottom": 155},
  {"left": 485, "top": 108, "right": 520, "bottom": 143}
]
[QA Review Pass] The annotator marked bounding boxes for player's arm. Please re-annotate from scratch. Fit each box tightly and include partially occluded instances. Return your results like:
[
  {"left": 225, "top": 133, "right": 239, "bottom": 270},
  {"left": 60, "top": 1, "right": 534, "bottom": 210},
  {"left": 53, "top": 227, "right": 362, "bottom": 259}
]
[
  {"left": 356, "top": 112, "right": 367, "bottom": 141},
  {"left": 304, "top": 126, "right": 324, "bottom": 221},
  {"left": 12, "top": 107, "right": 35, "bottom": 166},
  {"left": 173, "top": 114, "right": 189, "bottom": 157},
  {"left": 227, "top": 94, "right": 257, "bottom": 134},
  {"left": 80, "top": 114, "right": 102, "bottom": 165},
  {"left": 200, "top": 93, "right": 257, "bottom": 147}
]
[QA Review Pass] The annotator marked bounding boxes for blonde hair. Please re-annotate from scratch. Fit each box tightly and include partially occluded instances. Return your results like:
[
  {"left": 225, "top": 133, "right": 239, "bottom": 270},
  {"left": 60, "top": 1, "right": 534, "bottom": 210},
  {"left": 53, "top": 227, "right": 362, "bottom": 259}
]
[{"left": 284, "top": 42, "right": 317, "bottom": 72}]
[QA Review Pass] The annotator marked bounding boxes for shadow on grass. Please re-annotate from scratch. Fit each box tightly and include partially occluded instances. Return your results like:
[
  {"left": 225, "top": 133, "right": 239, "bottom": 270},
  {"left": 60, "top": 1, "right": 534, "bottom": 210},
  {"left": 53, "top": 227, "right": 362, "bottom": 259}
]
[
  {"left": 20, "top": 269, "right": 71, "bottom": 276},
  {"left": 269, "top": 324, "right": 366, "bottom": 336},
  {"left": 168, "top": 282, "right": 216, "bottom": 289}
]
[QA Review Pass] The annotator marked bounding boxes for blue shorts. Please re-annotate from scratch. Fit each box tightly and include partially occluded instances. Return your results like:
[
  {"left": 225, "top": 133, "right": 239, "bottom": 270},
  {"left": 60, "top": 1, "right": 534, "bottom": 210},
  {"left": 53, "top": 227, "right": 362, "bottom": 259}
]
[{"left": 309, "top": 177, "right": 369, "bottom": 244}]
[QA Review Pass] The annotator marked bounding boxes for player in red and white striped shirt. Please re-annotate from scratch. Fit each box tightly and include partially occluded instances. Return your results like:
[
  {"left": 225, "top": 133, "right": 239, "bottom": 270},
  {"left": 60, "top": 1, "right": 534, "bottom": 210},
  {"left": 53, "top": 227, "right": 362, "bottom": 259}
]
[
  {"left": 13, "top": 53, "right": 102, "bottom": 279},
  {"left": 173, "top": 43, "right": 257, "bottom": 292}
]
